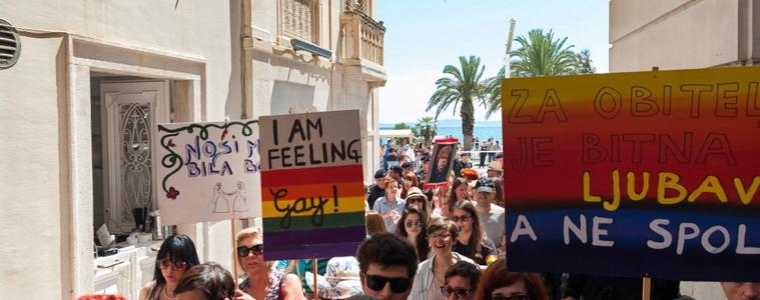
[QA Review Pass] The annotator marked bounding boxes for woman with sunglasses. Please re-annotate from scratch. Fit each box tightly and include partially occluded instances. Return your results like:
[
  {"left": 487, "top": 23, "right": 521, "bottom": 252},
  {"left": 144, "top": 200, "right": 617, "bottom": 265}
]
[
  {"left": 474, "top": 256, "right": 548, "bottom": 300},
  {"left": 394, "top": 207, "right": 429, "bottom": 261},
  {"left": 236, "top": 227, "right": 306, "bottom": 300},
  {"left": 440, "top": 261, "right": 481, "bottom": 300},
  {"left": 451, "top": 200, "right": 498, "bottom": 267},
  {"left": 409, "top": 219, "right": 475, "bottom": 300},
  {"left": 139, "top": 234, "right": 201, "bottom": 300},
  {"left": 403, "top": 187, "right": 433, "bottom": 221}
]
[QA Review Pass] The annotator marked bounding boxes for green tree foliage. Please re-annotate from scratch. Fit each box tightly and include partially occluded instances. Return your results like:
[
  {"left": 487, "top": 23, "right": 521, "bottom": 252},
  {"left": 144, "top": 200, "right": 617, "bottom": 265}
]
[
  {"left": 415, "top": 117, "right": 438, "bottom": 145},
  {"left": 576, "top": 49, "right": 596, "bottom": 74},
  {"left": 426, "top": 56, "right": 490, "bottom": 150},
  {"left": 483, "top": 29, "right": 595, "bottom": 117},
  {"left": 391, "top": 122, "right": 417, "bottom": 145},
  {"left": 511, "top": 28, "right": 580, "bottom": 77}
]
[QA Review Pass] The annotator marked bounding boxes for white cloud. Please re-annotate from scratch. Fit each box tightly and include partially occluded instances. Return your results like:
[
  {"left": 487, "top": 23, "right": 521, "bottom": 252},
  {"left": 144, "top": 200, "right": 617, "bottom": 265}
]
[{"left": 379, "top": 69, "right": 502, "bottom": 124}]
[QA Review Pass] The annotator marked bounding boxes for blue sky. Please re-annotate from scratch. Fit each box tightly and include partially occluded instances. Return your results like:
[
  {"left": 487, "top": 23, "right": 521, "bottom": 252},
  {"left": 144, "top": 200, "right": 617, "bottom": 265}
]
[{"left": 377, "top": 0, "right": 610, "bottom": 124}]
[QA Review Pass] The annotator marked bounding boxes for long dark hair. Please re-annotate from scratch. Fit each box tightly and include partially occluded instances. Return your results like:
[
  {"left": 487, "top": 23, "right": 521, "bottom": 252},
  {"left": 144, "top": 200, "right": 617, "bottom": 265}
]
[
  {"left": 148, "top": 234, "right": 201, "bottom": 300},
  {"left": 394, "top": 207, "right": 429, "bottom": 261},
  {"left": 446, "top": 178, "right": 469, "bottom": 213},
  {"left": 453, "top": 200, "right": 485, "bottom": 262}
]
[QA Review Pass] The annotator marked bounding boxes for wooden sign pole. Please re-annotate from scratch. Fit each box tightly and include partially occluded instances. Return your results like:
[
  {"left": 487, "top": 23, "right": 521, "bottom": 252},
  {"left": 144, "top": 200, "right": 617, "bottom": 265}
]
[
  {"left": 231, "top": 218, "right": 239, "bottom": 289},
  {"left": 312, "top": 257, "right": 319, "bottom": 300},
  {"left": 642, "top": 276, "right": 651, "bottom": 300}
]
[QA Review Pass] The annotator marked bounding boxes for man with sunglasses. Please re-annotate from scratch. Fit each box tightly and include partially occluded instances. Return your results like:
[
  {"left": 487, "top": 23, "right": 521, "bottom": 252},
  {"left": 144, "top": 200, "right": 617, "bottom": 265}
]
[
  {"left": 440, "top": 261, "right": 480, "bottom": 300},
  {"left": 355, "top": 232, "right": 418, "bottom": 299}
]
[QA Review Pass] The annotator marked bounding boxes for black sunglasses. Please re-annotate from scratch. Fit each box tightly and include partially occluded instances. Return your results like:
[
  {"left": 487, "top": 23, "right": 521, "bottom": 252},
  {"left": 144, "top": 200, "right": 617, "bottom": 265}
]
[
  {"left": 491, "top": 296, "right": 530, "bottom": 300},
  {"left": 450, "top": 215, "right": 471, "bottom": 222},
  {"left": 237, "top": 244, "right": 264, "bottom": 257},
  {"left": 440, "top": 286, "right": 474, "bottom": 298},
  {"left": 157, "top": 258, "right": 188, "bottom": 269},
  {"left": 363, "top": 274, "right": 412, "bottom": 293},
  {"left": 404, "top": 220, "right": 424, "bottom": 228}
]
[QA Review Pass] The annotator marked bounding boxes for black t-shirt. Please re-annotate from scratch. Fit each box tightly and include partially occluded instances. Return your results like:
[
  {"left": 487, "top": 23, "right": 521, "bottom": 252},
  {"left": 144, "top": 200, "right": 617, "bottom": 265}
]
[
  {"left": 453, "top": 238, "right": 497, "bottom": 265},
  {"left": 366, "top": 184, "right": 386, "bottom": 209}
]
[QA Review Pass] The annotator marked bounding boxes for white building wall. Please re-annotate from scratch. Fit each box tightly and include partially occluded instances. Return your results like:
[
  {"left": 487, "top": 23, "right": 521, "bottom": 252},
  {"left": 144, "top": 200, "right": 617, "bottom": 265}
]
[
  {"left": 0, "top": 36, "right": 66, "bottom": 299},
  {"left": 610, "top": 0, "right": 741, "bottom": 72},
  {"left": 0, "top": 0, "right": 385, "bottom": 298}
]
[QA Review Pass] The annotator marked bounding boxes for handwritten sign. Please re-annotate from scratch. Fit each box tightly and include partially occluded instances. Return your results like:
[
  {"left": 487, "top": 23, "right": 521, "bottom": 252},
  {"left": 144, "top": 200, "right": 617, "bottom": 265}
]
[
  {"left": 259, "top": 110, "right": 366, "bottom": 260},
  {"left": 503, "top": 67, "right": 760, "bottom": 281},
  {"left": 156, "top": 120, "right": 260, "bottom": 225}
]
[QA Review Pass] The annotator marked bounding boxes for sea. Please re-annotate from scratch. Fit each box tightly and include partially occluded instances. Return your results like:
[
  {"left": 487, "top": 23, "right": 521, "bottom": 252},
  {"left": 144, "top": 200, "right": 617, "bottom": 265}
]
[
  {"left": 435, "top": 126, "right": 502, "bottom": 145},
  {"left": 379, "top": 123, "right": 503, "bottom": 145}
]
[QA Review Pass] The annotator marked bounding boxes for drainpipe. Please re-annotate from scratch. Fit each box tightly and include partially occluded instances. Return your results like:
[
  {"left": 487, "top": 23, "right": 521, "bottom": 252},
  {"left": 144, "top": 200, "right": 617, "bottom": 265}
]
[
  {"left": 241, "top": 0, "right": 253, "bottom": 119},
  {"left": 738, "top": 0, "right": 754, "bottom": 66}
]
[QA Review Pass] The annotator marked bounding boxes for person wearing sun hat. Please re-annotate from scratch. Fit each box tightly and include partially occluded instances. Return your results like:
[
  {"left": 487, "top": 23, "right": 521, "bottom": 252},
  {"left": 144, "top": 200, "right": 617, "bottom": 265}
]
[{"left": 486, "top": 161, "right": 503, "bottom": 180}]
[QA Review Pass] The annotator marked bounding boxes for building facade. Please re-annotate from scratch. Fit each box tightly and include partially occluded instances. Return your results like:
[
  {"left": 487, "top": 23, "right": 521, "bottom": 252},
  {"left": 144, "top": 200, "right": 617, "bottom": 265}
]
[
  {"left": 610, "top": 0, "right": 758, "bottom": 72},
  {"left": 0, "top": 0, "right": 385, "bottom": 298},
  {"left": 609, "top": 1, "right": 757, "bottom": 299}
]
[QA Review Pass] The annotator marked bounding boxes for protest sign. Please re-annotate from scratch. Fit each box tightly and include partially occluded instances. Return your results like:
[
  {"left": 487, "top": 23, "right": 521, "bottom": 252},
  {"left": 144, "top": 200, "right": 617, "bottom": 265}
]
[
  {"left": 503, "top": 67, "right": 760, "bottom": 281},
  {"left": 259, "top": 110, "right": 366, "bottom": 260},
  {"left": 424, "top": 138, "right": 458, "bottom": 188},
  {"left": 156, "top": 120, "right": 261, "bottom": 225}
]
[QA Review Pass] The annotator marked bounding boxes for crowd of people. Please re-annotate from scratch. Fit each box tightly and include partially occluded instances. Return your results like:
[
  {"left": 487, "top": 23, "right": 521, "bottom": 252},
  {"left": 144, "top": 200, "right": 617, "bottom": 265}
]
[{"left": 80, "top": 139, "right": 759, "bottom": 300}]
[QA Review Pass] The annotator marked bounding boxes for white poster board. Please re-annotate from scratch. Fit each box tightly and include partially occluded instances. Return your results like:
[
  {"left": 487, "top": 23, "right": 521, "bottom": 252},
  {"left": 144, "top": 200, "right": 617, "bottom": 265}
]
[{"left": 155, "top": 120, "right": 261, "bottom": 225}]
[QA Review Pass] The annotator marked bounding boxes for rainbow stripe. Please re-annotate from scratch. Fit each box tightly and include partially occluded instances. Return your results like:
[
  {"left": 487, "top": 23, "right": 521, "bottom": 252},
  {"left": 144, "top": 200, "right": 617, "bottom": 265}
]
[{"left": 261, "top": 164, "right": 366, "bottom": 260}]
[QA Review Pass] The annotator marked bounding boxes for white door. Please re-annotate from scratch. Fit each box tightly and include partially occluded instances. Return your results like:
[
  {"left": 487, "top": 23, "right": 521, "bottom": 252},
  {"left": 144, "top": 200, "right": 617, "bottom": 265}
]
[{"left": 100, "top": 81, "right": 169, "bottom": 234}]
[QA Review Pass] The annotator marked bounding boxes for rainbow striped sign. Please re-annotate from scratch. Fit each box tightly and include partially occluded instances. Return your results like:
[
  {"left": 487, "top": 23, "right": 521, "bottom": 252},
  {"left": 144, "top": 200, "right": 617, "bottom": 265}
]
[
  {"left": 259, "top": 110, "right": 366, "bottom": 260},
  {"left": 503, "top": 66, "right": 760, "bottom": 282}
]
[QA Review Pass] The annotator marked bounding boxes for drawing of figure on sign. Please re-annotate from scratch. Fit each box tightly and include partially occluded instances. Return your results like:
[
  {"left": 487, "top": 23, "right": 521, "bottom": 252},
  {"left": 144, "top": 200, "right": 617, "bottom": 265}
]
[
  {"left": 232, "top": 181, "right": 248, "bottom": 212},
  {"left": 209, "top": 182, "right": 230, "bottom": 213}
]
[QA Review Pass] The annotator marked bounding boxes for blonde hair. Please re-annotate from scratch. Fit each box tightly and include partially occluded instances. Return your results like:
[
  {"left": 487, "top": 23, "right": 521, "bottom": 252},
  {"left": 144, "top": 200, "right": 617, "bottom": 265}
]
[{"left": 235, "top": 227, "right": 272, "bottom": 272}]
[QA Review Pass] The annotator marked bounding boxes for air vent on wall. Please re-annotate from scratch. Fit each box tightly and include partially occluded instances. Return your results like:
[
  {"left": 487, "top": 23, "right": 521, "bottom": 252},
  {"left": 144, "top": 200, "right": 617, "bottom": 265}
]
[{"left": 0, "top": 19, "right": 21, "bottom": 70}]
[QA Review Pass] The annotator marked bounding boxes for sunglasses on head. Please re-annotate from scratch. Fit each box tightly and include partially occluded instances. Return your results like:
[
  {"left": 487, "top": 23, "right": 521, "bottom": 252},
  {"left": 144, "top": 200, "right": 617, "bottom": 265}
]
[
  {"left": 450, "top": 215, "right": 471, "bottom": 222},
  {"left": 157, "top": 258, "right": 188, "bottom": 270},
  {"left": 237, "top": 244, "right": 264, "bottom": 257},
  {"left": 363, "top": 274, "right": 412, "bottom": 293},
  {"left": 404, "top": 220, "right": 423, "bottom": 228},
  {"left": 491, "top": 296, "right": 530, "bottom": 300},
  {"left": 440, "top": 286, "right": 474, "bottom": 298}
]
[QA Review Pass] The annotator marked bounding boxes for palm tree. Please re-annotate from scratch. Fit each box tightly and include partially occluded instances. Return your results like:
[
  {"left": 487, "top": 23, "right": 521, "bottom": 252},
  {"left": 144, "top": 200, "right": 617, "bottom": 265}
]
[
  {"left": 511, "top": 28, "right": 580, "bottom": 77},
  {"left": 576, "top": 49, "right": 596, "bottom": 74},
  {"left": 483, "top": 66, "right": 506, "bottom": 119},
  {"left": 426, "top": 55, "right": 489, "bottom": 151},
  {"left": 484, "top": 29, "right": 588, "bottom": 117},
  {"left": 415, "top": 117, "right": 438, "bottom": 145}
]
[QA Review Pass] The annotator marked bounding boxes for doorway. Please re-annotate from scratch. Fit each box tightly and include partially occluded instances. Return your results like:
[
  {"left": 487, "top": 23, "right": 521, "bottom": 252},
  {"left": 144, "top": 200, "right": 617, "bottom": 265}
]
[{"left": 92, "top": 79, "right": 170, "bottom": 235}]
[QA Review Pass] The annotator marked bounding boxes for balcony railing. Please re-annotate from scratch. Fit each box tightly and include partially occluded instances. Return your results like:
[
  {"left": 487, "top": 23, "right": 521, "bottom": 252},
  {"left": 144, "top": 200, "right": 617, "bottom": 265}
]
[{"left": 341, "top": 9, "right": 385, "bottom": 65}]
